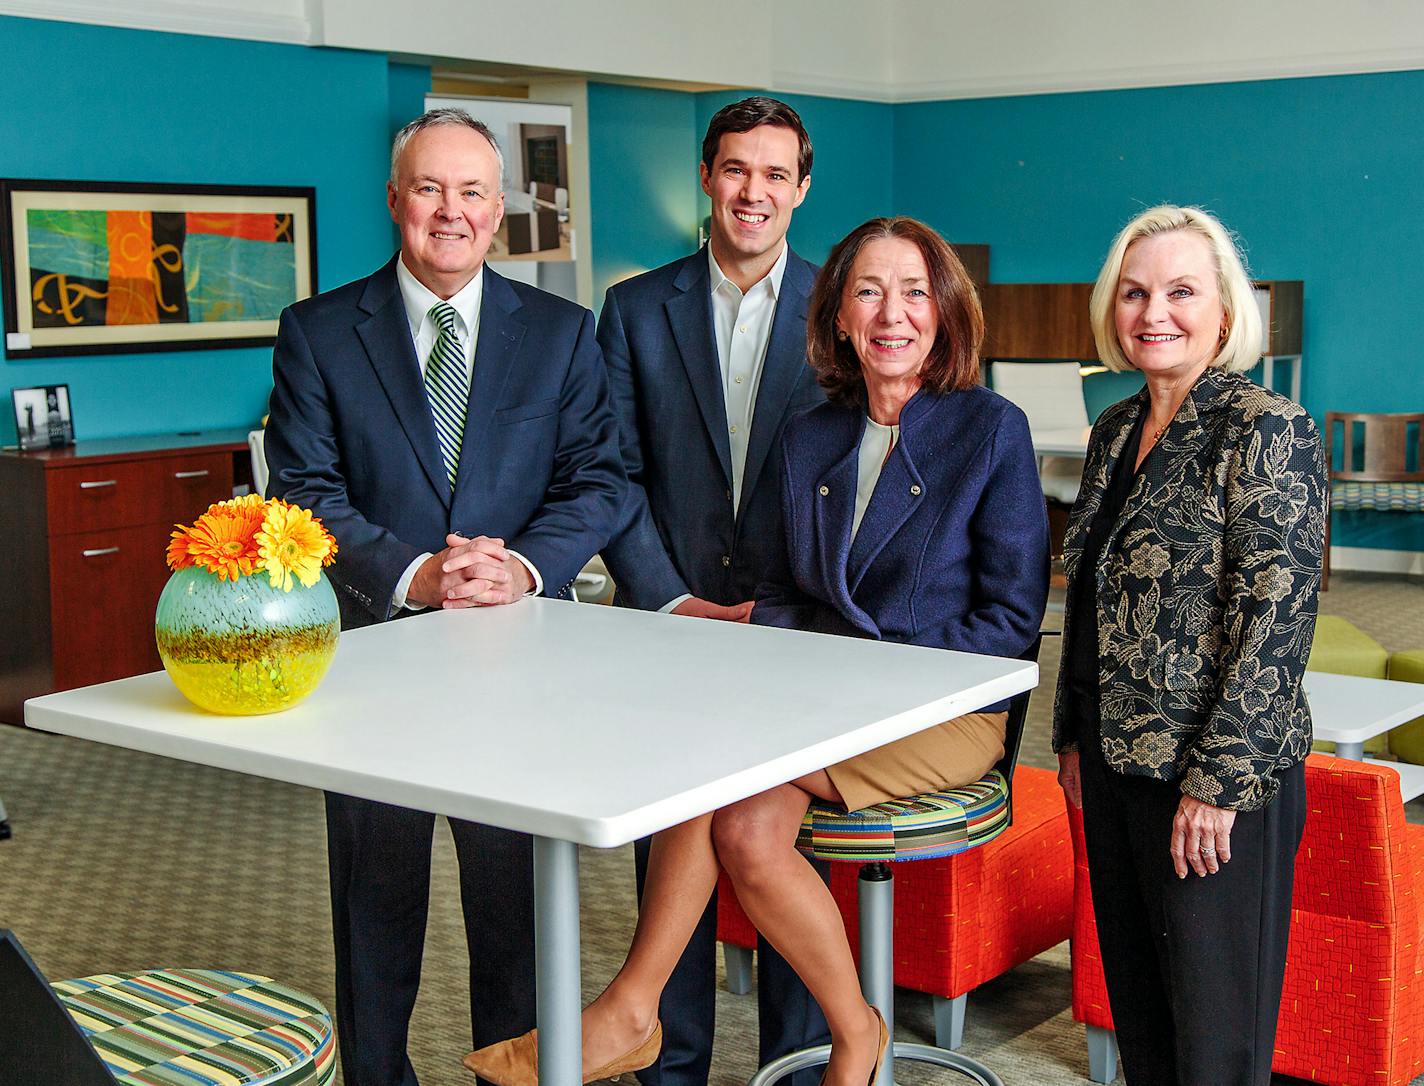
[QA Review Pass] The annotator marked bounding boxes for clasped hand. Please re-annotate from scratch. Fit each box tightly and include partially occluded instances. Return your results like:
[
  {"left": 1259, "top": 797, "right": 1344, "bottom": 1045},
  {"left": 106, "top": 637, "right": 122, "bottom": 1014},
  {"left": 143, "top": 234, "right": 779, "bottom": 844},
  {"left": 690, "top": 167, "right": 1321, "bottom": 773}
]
[{"left": 410, "top": 534, "right": 532, "bottom": 609}]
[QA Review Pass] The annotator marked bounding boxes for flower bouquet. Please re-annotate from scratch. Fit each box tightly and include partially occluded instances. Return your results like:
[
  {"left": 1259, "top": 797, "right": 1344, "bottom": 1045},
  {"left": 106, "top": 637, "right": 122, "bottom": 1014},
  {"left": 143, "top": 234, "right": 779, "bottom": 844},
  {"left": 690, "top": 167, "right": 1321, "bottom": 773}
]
[{"left": 156, "top": 494, "right": 341, "bottom": 714}]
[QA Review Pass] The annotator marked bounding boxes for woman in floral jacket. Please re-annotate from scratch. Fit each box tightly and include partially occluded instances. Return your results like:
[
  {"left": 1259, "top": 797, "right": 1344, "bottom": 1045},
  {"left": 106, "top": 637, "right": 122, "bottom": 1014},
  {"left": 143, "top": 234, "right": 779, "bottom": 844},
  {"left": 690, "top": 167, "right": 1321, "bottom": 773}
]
[{"left": 1053, "top": 205, "right": 1326, "bottom": 1085}]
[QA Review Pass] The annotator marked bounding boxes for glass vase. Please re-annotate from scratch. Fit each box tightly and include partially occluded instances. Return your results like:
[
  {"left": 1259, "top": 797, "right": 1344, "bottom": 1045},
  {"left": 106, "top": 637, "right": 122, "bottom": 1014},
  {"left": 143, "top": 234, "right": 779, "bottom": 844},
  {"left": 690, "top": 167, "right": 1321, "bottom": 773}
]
[{"left": 155, "top": 566, "right": 340, "bottom": 715}]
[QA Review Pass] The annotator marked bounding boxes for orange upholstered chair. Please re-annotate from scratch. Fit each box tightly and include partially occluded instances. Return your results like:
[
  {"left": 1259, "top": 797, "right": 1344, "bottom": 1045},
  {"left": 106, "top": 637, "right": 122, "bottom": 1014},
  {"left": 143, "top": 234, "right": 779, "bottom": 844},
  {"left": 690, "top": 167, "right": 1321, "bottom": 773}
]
[
  {"left": 717, "top": 764, "right": 1073, "bottom": 1049},
  {"left": 1068, "top": 754, "right": 1424, "bottom": 1085}
]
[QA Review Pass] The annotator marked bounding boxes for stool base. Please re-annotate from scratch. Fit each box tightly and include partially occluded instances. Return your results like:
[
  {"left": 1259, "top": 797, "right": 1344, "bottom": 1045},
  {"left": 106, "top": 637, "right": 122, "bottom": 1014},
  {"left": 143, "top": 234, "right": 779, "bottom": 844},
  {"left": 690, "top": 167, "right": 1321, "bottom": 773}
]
[{"left": 745, "top": 1040, "right": 1004, "bottom": 1086}]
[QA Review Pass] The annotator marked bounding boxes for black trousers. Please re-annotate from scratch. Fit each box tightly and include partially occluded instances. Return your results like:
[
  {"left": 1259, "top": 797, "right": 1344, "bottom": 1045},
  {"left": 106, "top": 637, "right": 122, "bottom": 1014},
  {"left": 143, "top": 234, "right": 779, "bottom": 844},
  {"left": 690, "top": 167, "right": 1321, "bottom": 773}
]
[
  {"left": 325, "top": 792, "right": 537, "bottom": 1086},
  {"left": 1077, "top": 714, "right": 1306, "bottom": 1086},
  {"left": 632, "top": 836, "right": 831, "bottom": 1086}
]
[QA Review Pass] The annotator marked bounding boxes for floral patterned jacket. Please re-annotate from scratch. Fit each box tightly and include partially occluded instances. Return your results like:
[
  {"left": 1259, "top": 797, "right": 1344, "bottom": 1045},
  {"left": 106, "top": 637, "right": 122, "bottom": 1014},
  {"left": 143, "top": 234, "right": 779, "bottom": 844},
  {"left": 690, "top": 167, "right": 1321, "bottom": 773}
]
[{"left": 1050, "top": 368, "right": 1327, "bottom": 811}]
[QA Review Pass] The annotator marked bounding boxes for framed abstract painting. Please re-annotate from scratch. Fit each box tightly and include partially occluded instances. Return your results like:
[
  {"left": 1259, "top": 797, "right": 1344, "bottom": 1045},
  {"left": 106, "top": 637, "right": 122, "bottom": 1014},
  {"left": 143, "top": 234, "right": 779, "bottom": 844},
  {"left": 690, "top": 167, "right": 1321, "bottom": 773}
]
[{"left": 0, "top": 179, "right": 316, "bottom": 358}]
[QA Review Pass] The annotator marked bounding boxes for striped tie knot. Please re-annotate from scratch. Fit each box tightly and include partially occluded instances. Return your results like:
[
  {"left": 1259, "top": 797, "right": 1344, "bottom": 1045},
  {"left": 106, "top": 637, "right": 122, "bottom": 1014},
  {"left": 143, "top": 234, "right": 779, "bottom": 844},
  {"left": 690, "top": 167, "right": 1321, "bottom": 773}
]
[
  {"left": 430, "top": 301, "right": 459, "bottom": 335},
  {"left": 424, "top": 301, "right": 469, "bottom": 489}
]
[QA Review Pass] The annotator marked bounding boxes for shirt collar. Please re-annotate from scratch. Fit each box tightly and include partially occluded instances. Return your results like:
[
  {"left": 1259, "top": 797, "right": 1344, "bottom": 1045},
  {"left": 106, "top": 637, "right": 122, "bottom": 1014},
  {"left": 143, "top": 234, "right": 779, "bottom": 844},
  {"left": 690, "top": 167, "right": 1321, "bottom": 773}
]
[
  {"left": 396, "top": 257, "right": 484, "bottom": 342},
  {"left": 707, "top": 242, "right": 788, "bottom": 300}
]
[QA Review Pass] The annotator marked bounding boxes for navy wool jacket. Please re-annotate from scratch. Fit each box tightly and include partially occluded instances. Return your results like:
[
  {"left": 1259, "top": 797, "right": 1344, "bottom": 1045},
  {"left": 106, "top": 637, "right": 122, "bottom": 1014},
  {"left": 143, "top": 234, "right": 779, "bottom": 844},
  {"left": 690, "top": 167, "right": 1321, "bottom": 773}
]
[
  {"left": 597, "top": 248, "right": 824, "bottom": 610},
  {"left": 265, "top": 256, "right": 626, "bottom": 628},
  {"left": 753, "top": 387, "right": 1050, "bottom": 708}
]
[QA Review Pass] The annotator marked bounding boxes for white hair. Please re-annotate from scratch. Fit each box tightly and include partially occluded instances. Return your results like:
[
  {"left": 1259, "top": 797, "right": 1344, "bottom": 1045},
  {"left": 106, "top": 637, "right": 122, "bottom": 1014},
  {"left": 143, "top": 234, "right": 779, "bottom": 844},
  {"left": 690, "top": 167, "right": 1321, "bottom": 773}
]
[{"left": 389, "top": 107, "right": 504, "bottom": 190}]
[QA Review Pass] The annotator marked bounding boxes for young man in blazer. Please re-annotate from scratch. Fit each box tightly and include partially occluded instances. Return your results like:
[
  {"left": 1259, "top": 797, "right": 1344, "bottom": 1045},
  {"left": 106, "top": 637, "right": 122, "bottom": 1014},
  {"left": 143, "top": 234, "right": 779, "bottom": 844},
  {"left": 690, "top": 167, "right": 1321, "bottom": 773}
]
[
  {"left": 597, "top": 96, "right": 829, "bottom": 1086},
  {"left": 265, "top": 109, "right": 624, "bottom": 1086}
]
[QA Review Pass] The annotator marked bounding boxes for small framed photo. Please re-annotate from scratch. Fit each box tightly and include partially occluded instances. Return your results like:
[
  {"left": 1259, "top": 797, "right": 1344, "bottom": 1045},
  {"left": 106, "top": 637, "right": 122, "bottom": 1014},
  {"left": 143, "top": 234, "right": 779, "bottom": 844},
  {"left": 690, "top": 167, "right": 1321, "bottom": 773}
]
[{"left": 11, "top": 383, "right": 74, "bottom": 450}]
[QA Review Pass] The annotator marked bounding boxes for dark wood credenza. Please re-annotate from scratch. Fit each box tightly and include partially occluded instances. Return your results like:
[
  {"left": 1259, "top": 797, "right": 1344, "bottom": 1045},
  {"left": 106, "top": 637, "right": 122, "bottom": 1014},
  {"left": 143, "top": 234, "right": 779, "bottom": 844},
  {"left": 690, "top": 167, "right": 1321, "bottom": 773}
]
[{"left": 0, "top": 430, "right": 252, "bottom": 725}]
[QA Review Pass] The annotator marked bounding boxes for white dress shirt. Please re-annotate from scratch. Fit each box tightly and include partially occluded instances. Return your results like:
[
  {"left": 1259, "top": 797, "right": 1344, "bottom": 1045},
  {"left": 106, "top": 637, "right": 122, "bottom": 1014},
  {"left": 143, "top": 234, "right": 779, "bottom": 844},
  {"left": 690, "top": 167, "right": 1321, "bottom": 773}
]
[
  {"left": 659, "top": 244, "right": 789, "bottom": 615},
  {"left": 390, "top": 259, "right": 542, "bottom": 611},
  {"left": 853, "top": 417, "right": 899, "bottom": 540}
]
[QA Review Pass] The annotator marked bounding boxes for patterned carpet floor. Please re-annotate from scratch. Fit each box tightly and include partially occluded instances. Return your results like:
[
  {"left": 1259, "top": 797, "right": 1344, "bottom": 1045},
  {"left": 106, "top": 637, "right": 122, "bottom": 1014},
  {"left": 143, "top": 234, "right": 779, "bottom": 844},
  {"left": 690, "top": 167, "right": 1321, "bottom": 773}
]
[{"left": 2, "top": 571, "right": 1421, "bottom": 1085}]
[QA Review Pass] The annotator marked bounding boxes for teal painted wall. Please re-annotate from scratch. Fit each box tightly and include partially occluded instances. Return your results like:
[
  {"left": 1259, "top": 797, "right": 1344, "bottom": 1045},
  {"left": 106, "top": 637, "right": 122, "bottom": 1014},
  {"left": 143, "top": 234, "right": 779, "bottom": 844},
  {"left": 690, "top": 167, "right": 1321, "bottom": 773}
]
[
  {"left": 586, "top": 83, "right": 699, "bottom": 307},
  {"left": 895, "top": 71, "right": 1424, "bottom": 550},
  {"left": 0, "top": 17, "right": 428, "bottom": 442}
]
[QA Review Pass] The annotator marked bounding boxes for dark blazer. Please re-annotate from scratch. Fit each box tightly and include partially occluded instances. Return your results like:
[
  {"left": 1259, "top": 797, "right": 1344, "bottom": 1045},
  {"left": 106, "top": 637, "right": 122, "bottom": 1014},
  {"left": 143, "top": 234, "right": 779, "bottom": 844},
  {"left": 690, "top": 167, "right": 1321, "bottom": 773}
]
[
  {"left": 1050, "top": 369, "right": 1327, "bottom": 811},
  {"left": 753, "top": 387, "right": 1049, "bottom": 707},
  {"left": 265, "top": 256, "right": 626, "bottom": 628},
  {"left": 597, "top": 247, "right": 824, "bottom": 610}
]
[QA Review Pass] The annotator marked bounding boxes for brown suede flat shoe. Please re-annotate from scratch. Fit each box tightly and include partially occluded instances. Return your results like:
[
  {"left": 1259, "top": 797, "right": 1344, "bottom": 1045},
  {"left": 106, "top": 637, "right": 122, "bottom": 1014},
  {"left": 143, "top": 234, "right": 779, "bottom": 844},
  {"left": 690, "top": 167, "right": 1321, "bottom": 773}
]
[{"left": 464, "top": 1021, "right": 662, "bottom": 1086}]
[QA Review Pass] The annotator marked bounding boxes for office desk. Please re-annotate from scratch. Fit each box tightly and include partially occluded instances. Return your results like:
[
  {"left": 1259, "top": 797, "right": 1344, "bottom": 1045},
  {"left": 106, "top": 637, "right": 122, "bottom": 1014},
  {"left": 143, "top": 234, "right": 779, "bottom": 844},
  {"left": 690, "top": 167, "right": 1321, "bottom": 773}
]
[{"left": 26, "top": 598, "right": 1037, "bottom": 1086}]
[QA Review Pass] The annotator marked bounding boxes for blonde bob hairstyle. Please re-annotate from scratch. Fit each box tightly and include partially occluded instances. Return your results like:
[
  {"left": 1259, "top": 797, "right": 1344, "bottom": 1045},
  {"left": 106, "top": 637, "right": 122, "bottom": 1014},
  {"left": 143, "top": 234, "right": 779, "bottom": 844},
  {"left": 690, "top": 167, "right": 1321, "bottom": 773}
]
[{"left": 1089, "top": 205, "right": 1263, "bottom": 374}]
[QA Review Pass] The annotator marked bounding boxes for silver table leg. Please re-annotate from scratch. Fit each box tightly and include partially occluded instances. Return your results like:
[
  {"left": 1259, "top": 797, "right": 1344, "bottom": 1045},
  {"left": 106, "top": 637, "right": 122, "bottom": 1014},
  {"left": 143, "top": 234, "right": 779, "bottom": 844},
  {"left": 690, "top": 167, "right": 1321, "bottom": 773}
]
[
  {"left": 1335, "top": 740, "right": 1365, "bottom": 760},
  {"left": 534, "top": 836, "right": 581, "bottom": 1086}
]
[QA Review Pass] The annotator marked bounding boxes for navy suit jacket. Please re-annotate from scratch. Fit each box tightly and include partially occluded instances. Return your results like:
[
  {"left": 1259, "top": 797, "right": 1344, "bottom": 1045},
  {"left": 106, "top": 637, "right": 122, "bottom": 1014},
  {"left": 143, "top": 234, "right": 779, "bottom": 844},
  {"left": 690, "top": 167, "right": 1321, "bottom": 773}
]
[
  {"left": 754, "top": 387, "right": 1049, "bottom": 707},
  {"left": 597, "top": 247, "right": 825, "bottom": 610},
  {"left": 265, "top": 255, "right": 626, "bottom": 628}
]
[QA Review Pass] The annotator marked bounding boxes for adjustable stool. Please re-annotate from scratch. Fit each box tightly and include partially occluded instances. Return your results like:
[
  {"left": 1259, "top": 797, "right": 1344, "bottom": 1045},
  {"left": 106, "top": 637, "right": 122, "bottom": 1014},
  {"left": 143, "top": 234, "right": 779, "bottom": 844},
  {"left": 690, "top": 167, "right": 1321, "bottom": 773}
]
[{"left": 747, "top": 642, "right": 1041, "bottom": 1086}]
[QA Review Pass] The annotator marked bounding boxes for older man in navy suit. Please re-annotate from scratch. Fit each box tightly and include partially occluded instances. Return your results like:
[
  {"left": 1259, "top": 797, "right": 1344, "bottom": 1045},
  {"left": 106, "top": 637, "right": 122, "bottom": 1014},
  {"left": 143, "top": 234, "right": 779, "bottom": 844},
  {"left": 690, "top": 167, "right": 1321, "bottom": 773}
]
[
  {"left": 264, "top": 108, "right": 624, "bottom": 1086},
  {"left": 596, "top": 97, "right": 829, "bottom": 1086}
]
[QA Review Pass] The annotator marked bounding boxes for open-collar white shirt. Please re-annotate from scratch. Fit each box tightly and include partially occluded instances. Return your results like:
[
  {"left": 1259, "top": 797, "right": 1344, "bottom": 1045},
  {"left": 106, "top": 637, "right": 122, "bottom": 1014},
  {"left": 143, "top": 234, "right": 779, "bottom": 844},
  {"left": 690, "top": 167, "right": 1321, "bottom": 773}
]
[{"left": 390, "top": 259, "right": 541, "bottom": 611}]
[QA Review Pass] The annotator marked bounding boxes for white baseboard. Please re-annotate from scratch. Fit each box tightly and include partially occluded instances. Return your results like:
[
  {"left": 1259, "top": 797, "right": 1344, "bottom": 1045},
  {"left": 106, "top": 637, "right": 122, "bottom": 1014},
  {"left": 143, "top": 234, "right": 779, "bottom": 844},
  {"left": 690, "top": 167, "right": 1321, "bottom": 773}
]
[{"left": 1331, "top": 546, "right": 1424, "bottom": 576}]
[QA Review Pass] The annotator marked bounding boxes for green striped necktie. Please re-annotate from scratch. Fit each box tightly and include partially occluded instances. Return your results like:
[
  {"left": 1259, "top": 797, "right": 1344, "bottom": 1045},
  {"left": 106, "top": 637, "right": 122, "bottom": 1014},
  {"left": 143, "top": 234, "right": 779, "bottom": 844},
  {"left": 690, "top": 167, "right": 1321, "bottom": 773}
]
[{"left": 425, "top": 301, "right": 470, "bottom": 488}]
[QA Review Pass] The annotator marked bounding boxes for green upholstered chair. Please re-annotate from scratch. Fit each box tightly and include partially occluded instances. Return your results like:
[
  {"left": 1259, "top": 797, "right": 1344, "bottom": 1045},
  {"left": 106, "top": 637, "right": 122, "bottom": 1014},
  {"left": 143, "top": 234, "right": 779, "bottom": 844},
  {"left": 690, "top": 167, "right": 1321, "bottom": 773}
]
[
  {"left": 1388, "top": 649, "right": 1424, "bottom": 765},
  {"left": 1308, "top": 615, "right": 1390, "bottom": 754}
]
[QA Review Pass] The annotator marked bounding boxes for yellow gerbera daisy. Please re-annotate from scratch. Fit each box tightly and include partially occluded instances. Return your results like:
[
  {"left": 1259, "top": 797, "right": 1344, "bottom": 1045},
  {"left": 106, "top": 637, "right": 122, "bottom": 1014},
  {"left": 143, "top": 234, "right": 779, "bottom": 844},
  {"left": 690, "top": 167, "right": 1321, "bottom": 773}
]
[{"left": 256, "top": 502, "right": 334, "bottom": 591}]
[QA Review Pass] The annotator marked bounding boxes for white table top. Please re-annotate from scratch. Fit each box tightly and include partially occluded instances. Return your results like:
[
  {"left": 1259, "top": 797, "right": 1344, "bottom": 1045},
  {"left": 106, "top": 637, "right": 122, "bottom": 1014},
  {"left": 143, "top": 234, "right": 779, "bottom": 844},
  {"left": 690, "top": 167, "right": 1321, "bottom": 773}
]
[
  {"left": 1305, "top": 671, "right": 1424, "bottom": 745},
  {"left": 25, "top": 599, "right": 1037, "bottom": 848},
  {"left": 1031, "top": 427, "right": 1091, "bottom": 457}
]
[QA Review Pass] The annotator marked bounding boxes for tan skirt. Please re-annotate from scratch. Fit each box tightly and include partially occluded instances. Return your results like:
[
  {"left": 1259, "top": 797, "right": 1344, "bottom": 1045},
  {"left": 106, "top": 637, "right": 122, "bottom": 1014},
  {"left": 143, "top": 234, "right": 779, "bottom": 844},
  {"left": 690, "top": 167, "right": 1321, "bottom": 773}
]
[{"left": 825, "top": 711, "right": 1008, "bottom": 813}]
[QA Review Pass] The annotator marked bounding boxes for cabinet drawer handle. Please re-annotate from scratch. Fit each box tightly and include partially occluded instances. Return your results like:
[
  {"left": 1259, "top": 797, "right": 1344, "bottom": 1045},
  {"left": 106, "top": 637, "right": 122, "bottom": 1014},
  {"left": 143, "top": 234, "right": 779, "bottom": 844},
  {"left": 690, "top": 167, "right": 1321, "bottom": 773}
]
[
  {"left": 81, "top": 547, "right": 121, "bottom": 558},
  {"left": 173, "top": 469, "right": 211, "bottom": 479},
  {"left": 78, "top": 479, "right": 118, "bottom": 489}
]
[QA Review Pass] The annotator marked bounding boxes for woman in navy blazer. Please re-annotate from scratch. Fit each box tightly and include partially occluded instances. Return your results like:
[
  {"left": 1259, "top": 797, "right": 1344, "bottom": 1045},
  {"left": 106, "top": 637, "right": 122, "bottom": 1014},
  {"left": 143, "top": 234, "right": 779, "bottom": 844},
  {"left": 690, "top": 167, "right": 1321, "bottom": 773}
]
[{"left": 467, "top": 218, "right": 1047, "bottom": 1086}]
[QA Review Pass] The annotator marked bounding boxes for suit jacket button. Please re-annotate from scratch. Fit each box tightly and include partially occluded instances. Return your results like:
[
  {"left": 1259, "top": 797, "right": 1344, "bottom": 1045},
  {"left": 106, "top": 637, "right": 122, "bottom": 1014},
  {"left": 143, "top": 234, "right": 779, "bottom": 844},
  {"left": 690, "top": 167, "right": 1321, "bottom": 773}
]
[
  {"left": 910, "top": 484, "right": 921, "bottom": 495},
  {"left": 722, "top": 554, "right": 731, "bottom": 567},
  {"left": 726, "top": 488, "right": 732, "bottom": 502},
  {"left": 818, "top": 485, "right": 829, "bottom": 496}
]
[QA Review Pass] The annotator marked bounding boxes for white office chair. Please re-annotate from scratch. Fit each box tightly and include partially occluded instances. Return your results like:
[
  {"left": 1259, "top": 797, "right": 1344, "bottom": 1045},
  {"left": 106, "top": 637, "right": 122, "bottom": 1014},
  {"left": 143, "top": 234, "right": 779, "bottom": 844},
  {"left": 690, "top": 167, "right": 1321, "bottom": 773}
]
[
  {"left": 990, "top": 361, "right": 1089, "bottom": 504},
  {"left": 248, "top": 428, "right": 268, "bottom": 499}
]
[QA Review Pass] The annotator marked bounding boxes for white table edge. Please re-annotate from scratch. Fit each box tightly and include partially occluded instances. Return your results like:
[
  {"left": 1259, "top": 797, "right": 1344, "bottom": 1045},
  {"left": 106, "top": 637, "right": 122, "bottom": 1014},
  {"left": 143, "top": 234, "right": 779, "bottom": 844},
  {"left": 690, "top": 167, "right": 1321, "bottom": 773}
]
[{"left": 24, "top": 661, "right": 1039, "bottom": 850}]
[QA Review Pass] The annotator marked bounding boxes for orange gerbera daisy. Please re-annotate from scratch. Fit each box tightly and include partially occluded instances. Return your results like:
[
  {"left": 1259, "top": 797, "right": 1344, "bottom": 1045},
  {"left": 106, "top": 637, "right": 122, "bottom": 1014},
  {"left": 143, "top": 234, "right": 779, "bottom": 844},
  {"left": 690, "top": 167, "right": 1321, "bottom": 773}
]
[
  {"left": 166, "top": 526, "right": 197, "bottom": 571},
  {"left": 186, "top": 507, "right": 263, "bottom": 581},
  {"left": 256, "top": 502, "right": 335, "bottom": 591},
  {"left": 205, "top": 492, "right": 267, "bottom": 517}
]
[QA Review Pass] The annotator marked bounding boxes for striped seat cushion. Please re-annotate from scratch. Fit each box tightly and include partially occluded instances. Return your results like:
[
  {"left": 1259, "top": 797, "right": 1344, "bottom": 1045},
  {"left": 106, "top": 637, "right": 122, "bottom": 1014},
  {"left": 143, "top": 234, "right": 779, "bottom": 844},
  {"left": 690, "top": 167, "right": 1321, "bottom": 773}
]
[
  {"left": 53, "top": 969, "right": 335, "bottom": 1086},
  {"left": 796, "top": 770, "right": 1010, "bottom": 862},
  {"left": 1332, "top": 480, "right": 1424, "bottom": 512}
]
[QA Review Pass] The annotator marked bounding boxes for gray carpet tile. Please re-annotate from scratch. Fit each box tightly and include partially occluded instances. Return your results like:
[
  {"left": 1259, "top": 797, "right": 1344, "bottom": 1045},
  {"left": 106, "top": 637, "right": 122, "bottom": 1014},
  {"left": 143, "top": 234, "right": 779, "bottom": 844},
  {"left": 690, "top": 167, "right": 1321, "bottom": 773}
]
[{"left": 1, "top": 571, "right": 1421, "bottom": 1085}]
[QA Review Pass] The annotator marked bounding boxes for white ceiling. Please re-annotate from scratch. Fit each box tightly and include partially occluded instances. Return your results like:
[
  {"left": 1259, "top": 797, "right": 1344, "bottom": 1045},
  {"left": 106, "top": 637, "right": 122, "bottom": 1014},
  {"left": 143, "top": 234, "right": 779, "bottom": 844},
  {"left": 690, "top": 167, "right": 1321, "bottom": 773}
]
[{"left": 4, "top": 0, "right": 1423, "bottom": 100}]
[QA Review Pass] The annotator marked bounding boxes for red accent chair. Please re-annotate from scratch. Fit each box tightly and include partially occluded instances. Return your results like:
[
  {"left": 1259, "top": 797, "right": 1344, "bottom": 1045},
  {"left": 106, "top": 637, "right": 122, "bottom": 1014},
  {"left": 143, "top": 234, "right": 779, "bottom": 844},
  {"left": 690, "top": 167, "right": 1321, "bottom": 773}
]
[
  {"left": 716, "top": 765, "right": 1073, "bottom": 1049},
  {"left": 1067, "top": 754, "right": 1424, "bottom": 1085}
]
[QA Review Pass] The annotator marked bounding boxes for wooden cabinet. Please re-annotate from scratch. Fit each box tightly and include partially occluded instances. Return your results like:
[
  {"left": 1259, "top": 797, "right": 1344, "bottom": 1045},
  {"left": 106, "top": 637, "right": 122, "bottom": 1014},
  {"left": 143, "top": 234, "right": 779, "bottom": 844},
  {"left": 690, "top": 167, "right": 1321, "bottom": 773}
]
[
  {"left": 0, "top": 431, "right": 249, "bottom": 725},
  {"left": 981, "top": 282, "right": 1096, "bottom": 360}
]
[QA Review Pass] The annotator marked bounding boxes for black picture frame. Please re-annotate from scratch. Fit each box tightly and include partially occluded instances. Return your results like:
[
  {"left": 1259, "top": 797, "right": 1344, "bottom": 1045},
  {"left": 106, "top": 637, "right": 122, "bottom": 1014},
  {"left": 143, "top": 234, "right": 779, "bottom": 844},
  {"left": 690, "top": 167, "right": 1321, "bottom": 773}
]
[
  {"left": 1, "top": 178, "right": 317, "bottom": 359},
  {"left": 12, "top": 383, "right": 75, "bottom": 450}
]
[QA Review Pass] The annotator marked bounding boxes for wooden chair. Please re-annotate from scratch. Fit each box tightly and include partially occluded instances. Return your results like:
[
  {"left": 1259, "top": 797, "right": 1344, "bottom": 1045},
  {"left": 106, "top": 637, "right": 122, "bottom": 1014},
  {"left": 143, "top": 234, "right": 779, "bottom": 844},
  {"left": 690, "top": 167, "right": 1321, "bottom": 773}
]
[{"left": 1324, "top": 411, "right": 1424, "bottom": 589}]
